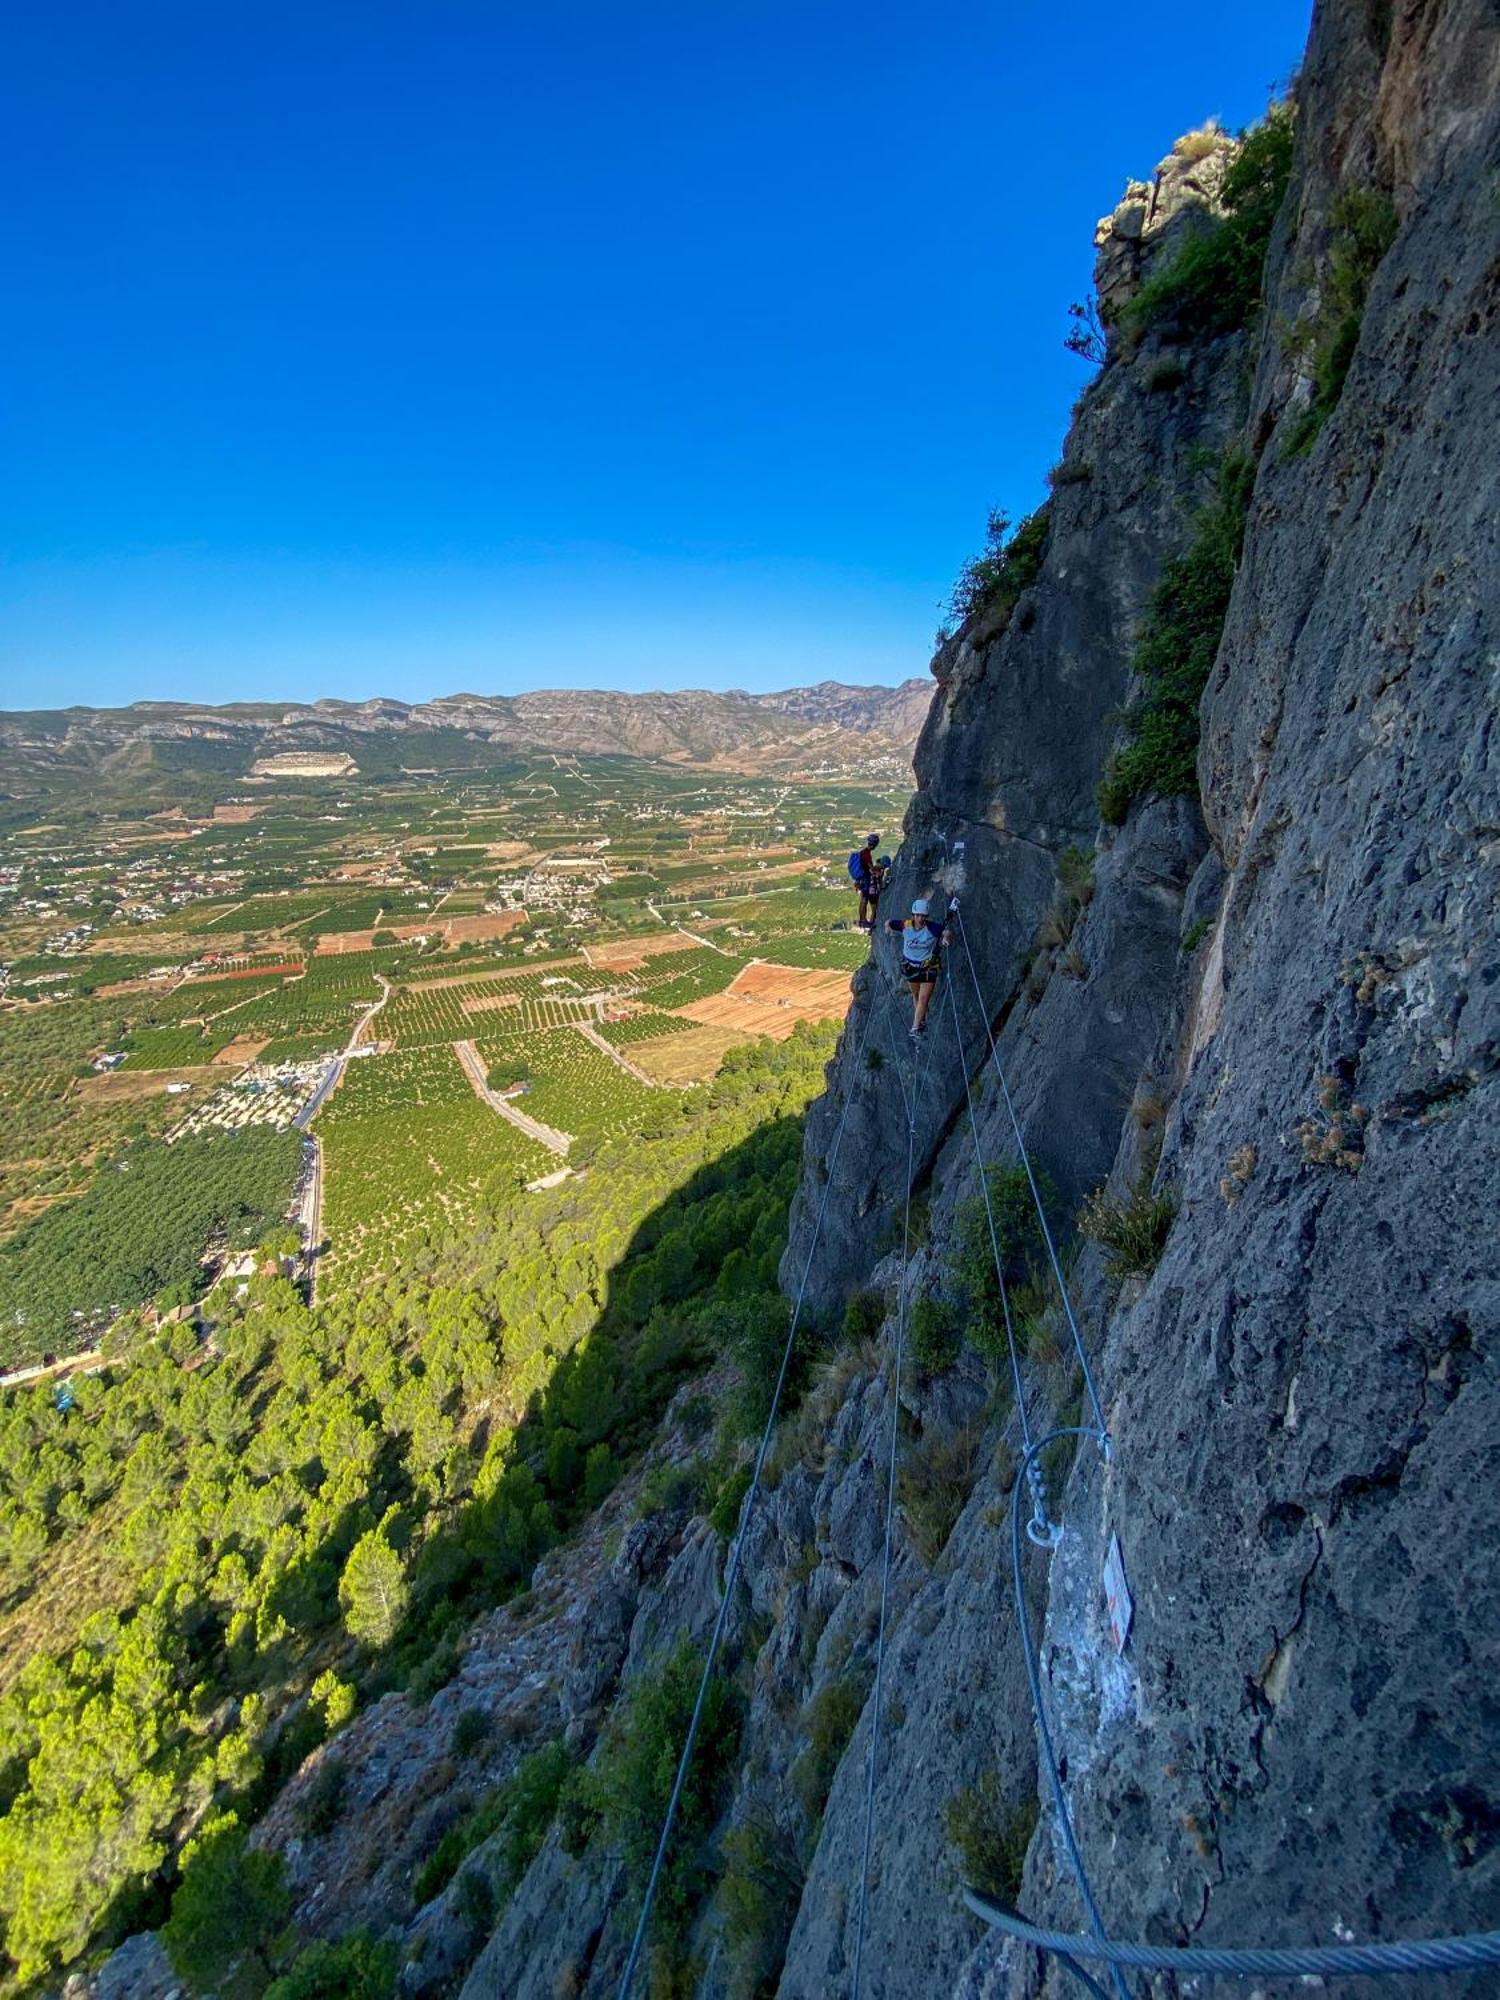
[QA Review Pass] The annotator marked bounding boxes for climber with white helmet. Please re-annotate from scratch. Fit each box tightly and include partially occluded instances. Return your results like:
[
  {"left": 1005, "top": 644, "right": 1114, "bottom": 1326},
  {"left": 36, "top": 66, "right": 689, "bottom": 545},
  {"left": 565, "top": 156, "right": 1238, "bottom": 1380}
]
[{"left": 887, "top": 893, "right": 952, "bottom": 1035}]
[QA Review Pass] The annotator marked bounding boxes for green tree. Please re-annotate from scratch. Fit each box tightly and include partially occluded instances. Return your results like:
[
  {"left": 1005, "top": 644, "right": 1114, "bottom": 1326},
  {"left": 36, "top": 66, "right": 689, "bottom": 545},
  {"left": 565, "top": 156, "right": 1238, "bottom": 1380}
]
[
  {"left": 338, "top": 1526, "right": 409, "bottom": 1648},
  {"left": 312, "top": 1669, "right": 357, "bottom": 1735},
  {"left": 163, "top": 1813, "right": 290, "bottom": 1988}
]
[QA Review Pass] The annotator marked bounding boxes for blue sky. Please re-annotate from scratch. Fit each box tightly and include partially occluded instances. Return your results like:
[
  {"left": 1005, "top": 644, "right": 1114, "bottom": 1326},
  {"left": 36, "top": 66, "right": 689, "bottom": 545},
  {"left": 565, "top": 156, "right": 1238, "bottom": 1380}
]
[{"left": 2, "top": 0, "right": 1311, "bottom": 710}]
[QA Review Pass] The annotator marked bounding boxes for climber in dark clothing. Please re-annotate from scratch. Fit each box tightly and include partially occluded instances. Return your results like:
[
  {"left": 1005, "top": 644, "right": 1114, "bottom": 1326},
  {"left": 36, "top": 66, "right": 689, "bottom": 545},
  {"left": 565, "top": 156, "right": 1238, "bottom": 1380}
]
[
  {"left": 887, "top": 895, "right": 952, "bottom": 1035},
  {"left": 848, "top": 833, "right": 883, "bottom": 929}
]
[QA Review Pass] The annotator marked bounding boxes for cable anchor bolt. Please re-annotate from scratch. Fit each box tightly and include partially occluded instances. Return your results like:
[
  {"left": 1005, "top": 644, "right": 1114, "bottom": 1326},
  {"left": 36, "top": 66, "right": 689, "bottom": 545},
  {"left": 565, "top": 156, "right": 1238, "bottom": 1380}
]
[{"left": 1025, "top": 1458, "right": 1062, "bottom": 1548}]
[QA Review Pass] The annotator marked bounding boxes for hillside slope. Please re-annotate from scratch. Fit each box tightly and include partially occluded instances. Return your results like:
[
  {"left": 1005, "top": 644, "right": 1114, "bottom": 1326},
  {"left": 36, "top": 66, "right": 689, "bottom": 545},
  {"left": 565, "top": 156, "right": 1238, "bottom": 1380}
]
[{"left": 0, "top": 680, "right": 930, "bottom": 796}]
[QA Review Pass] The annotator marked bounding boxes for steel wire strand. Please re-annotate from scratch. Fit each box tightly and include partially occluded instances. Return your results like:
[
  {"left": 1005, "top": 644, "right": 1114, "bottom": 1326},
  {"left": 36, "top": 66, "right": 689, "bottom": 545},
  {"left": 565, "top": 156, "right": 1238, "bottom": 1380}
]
[
  {"left": 616, "top": 982, "right": 883, "bottom": 1997},
  {"left": 1008, "top": 1426, "right": 1131, "bottom": 2000},
  {"left": 961, "top": 1891, "right": 1500, "bottom": 1981},
  {"left": 850, "top": 990, "right": 937, "bottom": 1998},
  {"left": 981, "top": 1425, "right": 1500, "bottom": 1994},
  {"left": 940, "top": 963, "right": 1052, "bottom": 1540},
  {"left": 951, "top": 906, "right": 1108, "bottom": 1444}
]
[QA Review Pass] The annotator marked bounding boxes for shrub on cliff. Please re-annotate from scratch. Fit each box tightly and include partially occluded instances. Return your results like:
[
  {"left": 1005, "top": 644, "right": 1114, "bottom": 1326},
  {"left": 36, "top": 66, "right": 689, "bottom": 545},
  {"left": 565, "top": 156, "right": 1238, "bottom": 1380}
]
[
  {"left": 1080, "top": 1170, "right": 1178, "bottom": 1278},
  {"left": 577, "top": 1639, "right": 742, "bottom": 1957},
  {"left": 1283, "top": 185, "right": 1399, "bottom": 454},
  {"left": 163, "top": 1813, "right": 290, "bottom": 1989},
  {"left": 952, "top": 1161, "right": 1057, "bottom": 1362},
  {"left": 943, "top": 1773, "right": 1038, "bottom": 1903},
  {"left": 1098, "top": 447, "right": 1254, "bottom": 824},
  {"left": 411, "top": 1736, "right": 573, "bottom": 1908},
  {"left": 941, "top": 503, "right": 1051, "bottom": 638},
  {"left": 719, "top": 1809, "right": 805, "bottom": 2000},
  {"left": 1126, "top": 102, "right": 1295, "bottom": 340},
  {"left": 264, "top": 1931, "right": 398, "bottom": 1999}
]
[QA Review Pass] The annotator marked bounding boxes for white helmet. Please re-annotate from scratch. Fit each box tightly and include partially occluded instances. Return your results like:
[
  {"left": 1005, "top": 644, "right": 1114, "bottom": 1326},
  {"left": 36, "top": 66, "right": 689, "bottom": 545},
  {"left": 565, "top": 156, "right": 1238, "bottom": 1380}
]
[{"left": 912, "top": 897, "right": 930, "bottom": 916}]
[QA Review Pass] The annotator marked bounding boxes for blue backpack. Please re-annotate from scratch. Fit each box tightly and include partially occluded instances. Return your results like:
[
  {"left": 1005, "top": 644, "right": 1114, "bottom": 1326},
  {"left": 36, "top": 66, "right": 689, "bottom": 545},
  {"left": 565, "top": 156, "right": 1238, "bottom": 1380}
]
[{"left": 848, "top": 850, "right": 866, "bottom": 885}]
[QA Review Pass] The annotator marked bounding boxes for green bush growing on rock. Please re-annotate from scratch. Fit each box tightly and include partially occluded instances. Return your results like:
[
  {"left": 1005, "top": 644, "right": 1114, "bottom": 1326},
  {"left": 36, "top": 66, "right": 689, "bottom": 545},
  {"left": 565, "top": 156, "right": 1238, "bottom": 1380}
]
[
  {"left": 1097, "top": 448, "right": 1254, "bottom": 825},
  {"left": 790, "top": 1677, "right": 868, "bottom": 1824},
  {"left": 1283, "top": 186, "right": 1400, "bottom": 455},
  {"left": 952, "top": 1162, "right": 1056, "bottom": 1361},
  {"left": 843, "top": 1286, "right": 884, "bottom": 1344},
  {"left": 583, "top": 1639, "right": 742, "bottom": 1952},
  {"left": 719, "top": 1809, "right": 806, "bottom": 2000},
  {"left": 1126, "top": 103, "right": 1295, "bottom": 340},
  {"left": 265, "top": 1930, "right": 399, "bottom": 1999},
  {"left": 718, "top": 1292, "right": 797, "bottom": 1437},
  {"left": 1182, "top": 914, "right": 1213, "bottom": 953},
  {"left": 908, "top": 1293, "right": 961, "bottom": 1377},
  {"left": 296, "top": 1754, "right": 347, "bottom": 1837},
  {"left": 636, "top": 1453, "right": 709, "bottom": 1520},
  {"left": 1006, "top": 1270, "right": 1063, "bottom": 1365},
  {"left": 451, "top": 1706, "right": 490, "bottom": 1757},
  {"left": 941, "top": 504, "right": 1051, "bottom": 637},
  {"left": 898, "top": 1420, "right": 987, "bottom": 1564},
  {"left": 411, "top": 1736, "right": 573, "bottom": 1909},
  {"left": 406, "top": 1628, "right": 462, "bottom": 1702},
  {"left": 943, "top": 1773, "right": 1039, "bottom": 1904},
  {"left": 1080, "top": 1171, "right": 1178, "bottom": 1278},
  {"left": 163, "top": 1813, "right": 291, "bottom": 1990},
  {"left": 709, "top": 1461, "right": 753, "bottom": 1542}
]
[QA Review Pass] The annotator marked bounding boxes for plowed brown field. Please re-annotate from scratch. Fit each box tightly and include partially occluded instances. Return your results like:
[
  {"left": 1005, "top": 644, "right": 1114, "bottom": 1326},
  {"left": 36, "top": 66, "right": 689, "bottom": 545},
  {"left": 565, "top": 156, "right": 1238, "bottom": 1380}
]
[{"left": 673, "top": 961, "right": 852, "bottom": 1040}]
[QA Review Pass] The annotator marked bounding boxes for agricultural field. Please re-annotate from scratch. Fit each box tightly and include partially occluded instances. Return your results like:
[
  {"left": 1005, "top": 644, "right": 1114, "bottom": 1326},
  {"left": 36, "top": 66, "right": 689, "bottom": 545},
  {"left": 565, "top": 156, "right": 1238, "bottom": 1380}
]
[
  {"left": 318, "top": 1045, "right": 550, "bottom": 1290},
  {"left": 474, "top": 1028, "right": 669, "bottom": 1144},
  {"left": 0, "top": 750, "right": 904, "bottom": 1361}
]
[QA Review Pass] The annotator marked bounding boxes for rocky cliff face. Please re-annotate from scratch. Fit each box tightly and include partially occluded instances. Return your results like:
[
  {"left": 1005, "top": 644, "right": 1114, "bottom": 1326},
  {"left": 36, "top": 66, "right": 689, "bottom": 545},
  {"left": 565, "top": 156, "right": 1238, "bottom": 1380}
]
[
  {"left": 86, "top": 6, "right": 1496, "bottom": 1995},
  {"left": 785, "top": 0, "right": 1500, "bottom": 1993}
]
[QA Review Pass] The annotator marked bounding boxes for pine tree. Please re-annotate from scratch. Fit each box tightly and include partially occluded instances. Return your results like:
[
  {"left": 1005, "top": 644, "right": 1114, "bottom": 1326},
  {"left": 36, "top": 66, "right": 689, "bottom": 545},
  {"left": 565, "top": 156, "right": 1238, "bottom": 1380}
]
[
  {"left": 338, "top": 1526, "right": 408, "bottom": 1648},
  {"left": 163, "top": 1813, "right": 290, "bottom": 1989}
]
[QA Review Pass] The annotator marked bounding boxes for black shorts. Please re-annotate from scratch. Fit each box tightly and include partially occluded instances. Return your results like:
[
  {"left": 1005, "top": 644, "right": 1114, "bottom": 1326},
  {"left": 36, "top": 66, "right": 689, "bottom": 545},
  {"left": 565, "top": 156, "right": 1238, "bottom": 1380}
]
[{"left": 903, "top": 965, "right": 939, "bottom": 986}]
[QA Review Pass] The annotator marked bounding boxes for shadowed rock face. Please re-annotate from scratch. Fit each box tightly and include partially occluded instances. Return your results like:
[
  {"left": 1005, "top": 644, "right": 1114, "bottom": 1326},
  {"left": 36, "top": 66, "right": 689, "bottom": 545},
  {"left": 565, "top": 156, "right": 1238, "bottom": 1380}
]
[{"left": 780, "top": 252, "right": 1246, "bottom": 1317}]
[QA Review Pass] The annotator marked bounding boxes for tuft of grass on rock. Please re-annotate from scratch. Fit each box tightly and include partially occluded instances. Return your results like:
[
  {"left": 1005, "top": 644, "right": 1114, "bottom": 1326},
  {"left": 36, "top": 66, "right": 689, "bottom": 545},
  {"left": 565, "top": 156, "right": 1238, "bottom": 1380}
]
[
  {"left": 1080, "top": 1173, "right": 1178, "bottom": 1278},
  {"left": 943, "top": 1773, "right": 1039, "bottom": 1905},
  {"left": 898, "top": 1421, "right": 987, "bottom": 1564}
]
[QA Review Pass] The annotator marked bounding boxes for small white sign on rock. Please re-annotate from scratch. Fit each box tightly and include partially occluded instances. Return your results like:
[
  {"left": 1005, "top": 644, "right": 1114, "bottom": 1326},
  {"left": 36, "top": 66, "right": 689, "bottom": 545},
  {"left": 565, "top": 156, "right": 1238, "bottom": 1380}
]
[{"left": 1103, "top": 1530, "right": 1133, "bottom": 1654}]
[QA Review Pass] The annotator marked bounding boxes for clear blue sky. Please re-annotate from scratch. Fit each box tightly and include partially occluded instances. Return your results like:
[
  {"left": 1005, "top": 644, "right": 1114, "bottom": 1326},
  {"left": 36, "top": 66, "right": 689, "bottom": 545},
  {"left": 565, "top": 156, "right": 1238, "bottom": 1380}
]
[{"left": 2, "top": 0, "right": 1311, "bottom": 711}]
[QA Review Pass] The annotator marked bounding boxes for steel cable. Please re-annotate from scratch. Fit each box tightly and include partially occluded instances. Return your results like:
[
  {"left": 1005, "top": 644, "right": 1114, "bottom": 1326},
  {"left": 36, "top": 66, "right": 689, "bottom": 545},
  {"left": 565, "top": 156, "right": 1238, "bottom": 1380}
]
[
  {"left": 962, "top": 1889, "right": 1500, "bottom": 1981},
  {"left": 940, "top": 957, "right": 1053, "bottom": 1543},
  {"left": 850, "top": 980, "right": 938, "bottom": 1998},
  {"left": 951, "top": 905, "right": 1108, "bottom": 1445},
  {"left": 616, "top": 979, "right": 883, "bottom": 1996}
]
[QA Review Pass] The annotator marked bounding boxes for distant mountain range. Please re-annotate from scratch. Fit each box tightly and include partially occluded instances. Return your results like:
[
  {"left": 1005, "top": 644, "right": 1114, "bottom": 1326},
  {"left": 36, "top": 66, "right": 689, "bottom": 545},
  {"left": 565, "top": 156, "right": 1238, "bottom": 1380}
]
[{"left": 0, "top": 680, "right": 933, "bottom": 796}]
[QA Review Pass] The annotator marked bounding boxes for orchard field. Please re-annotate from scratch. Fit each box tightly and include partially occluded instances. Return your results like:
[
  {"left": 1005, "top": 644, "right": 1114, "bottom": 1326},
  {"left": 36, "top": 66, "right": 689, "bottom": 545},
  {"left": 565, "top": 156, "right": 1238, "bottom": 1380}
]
[{"left": 0, "top": 751, "right": 903, "bottom": 1355}]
